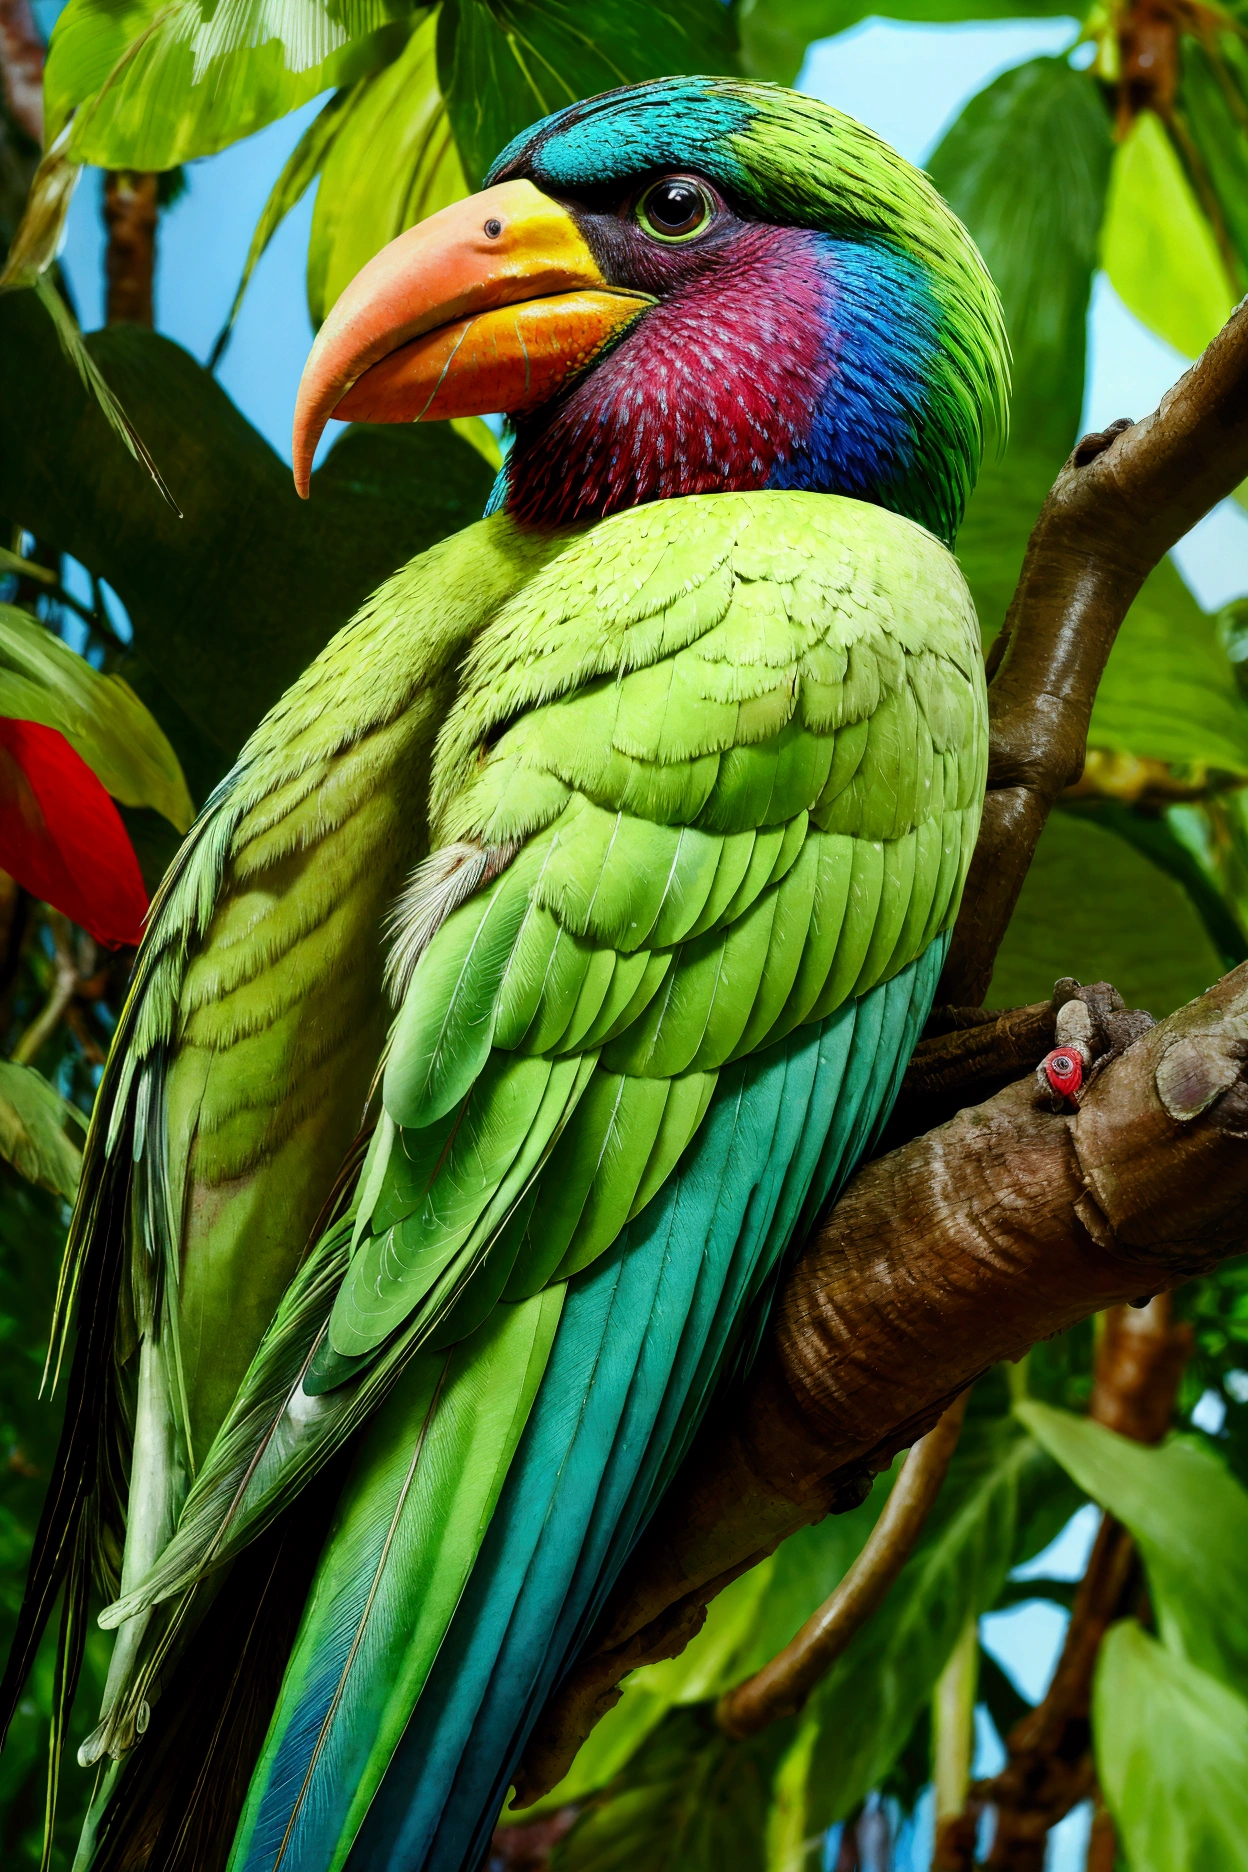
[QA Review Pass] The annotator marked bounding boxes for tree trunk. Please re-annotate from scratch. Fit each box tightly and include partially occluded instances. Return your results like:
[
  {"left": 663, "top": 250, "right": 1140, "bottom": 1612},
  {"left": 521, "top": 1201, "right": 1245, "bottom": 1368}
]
[
  {"left": 0, "top": 0, "right": 43, "bottom": 147},
  {"left": 103, "top": 171, "right": 158, "bottom": 326}
]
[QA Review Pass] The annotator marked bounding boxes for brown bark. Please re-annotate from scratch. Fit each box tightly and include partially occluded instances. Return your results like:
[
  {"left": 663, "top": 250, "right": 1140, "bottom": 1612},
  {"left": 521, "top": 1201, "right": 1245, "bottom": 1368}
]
[
  {"left": 1085, "top": 1800, "right": 1118, "bottom": 1871},
  {"left": 1087, "top": 1295, "right": 1193, "bottom": 1444},
  {"left": 103, "top": 172, "right": 158, "bottom": 326},
  {"left": 0, "top": 0, "right": 43, "bottom": 147},
  {"left": 883, "top": 998, "right": 1057, "bottom": 1146},
  {"left": 513, "top": 970, "right": 1248, "bottom": 1804},
  {"left": 932, "top": 1810, "right": 979, "bottom": 1872},
  {"left": 939, "top": 299, "right": 1248, "bottom": 1007}
]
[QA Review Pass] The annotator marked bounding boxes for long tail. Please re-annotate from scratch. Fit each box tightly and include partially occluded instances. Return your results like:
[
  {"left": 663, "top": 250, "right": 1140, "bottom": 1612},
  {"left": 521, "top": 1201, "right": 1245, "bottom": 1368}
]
[
  {"left": 227, "top": 1290, "right": 563, "bottom": 1872},
  {"left": 214, "top": 946, "right": 939, "bottom": 1872},
  {"left": 89, "top": 1448, "right": 355, "bottom": 1872}
]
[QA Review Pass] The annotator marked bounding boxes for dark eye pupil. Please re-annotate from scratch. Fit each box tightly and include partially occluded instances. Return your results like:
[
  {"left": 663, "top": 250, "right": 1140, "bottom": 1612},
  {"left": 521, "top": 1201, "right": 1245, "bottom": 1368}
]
[{"left": 647, "top": 181, "right": 703, "bottom": 232}]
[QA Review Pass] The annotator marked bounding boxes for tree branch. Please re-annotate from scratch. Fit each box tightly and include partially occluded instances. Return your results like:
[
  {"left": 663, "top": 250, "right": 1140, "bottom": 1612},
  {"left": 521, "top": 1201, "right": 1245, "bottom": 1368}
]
[
  {"left": 715, "top": 1393, "right": 969, "bottom": 1739},
  {"left": 964, "top": 1294, "right": 1192, "bottom": 1871},
  {"left": 940, "top": 299, "right": 1248, "bottom": 1006},
  {"left": 514, "top": 967, "right": 1248, "bottom": 1802}
]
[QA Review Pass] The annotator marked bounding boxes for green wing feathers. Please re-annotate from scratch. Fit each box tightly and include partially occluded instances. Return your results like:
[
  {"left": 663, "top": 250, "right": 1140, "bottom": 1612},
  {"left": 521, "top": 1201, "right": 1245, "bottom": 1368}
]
[
  {"left": 54, "top": 518, "right": 560, "bottom": 1760},
  {"left": 57, "top": 489, "right": 985, "bottom": 1768},
  {"left": 328, "top": 489, "right": 985, "bottom": 1376}
]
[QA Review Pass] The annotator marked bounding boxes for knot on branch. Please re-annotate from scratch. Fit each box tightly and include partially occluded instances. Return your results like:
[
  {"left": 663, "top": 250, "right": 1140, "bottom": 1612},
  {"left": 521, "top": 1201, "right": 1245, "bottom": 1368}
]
[
  {"left": 1074, "top": 961, "right": 1248, "bottom": 1262},
  {"left": 1072, "top": 417, "right": 1134, "bottom": 467}
]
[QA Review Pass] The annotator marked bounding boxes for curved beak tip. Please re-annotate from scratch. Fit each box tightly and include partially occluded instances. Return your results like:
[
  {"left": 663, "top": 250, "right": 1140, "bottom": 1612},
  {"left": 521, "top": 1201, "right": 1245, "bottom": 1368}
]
[{"left": 289, "top": 180, "right": 641, "bottom": 467}]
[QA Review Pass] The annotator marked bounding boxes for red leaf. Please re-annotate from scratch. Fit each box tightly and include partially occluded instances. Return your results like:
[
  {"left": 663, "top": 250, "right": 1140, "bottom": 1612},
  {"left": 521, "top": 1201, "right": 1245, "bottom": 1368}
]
[{"left": 0, "top": 719, "right": 148, "bottom": 947}]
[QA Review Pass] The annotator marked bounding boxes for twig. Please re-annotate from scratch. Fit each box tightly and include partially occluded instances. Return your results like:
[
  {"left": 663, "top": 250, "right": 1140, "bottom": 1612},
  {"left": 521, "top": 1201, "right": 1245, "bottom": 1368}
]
[
  {"left": 12, "top": 911, "right": 79, "bottom": 1065},
  {"left": 973, "top": 1294, "right": 1191, "bottom": 1868},
  {"left": 884, "top": 999, "right": 1057, "bottom": 1148},
  {"left": 715, "top": 1394, "right": 968, "bottom": 1738},
  {"left": 940, "top": 300, "right": 1248, "bottom": 1006}
]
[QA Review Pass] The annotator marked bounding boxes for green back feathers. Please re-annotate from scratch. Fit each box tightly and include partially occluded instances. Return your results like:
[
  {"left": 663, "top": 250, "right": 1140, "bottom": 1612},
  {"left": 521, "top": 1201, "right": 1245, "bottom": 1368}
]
[
  {"left": 60, "top": 489, "right": 985, "bottom": 1794},
  {"left": 328, "top": 490, "right": 985, "bottom": 1369}
]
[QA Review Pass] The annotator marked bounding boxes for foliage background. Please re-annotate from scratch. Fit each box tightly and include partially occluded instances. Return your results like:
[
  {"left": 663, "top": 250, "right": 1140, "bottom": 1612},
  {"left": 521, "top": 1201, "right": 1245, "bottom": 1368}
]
[{"left": 2, "top": 0, "right": 1248, "bottom": 1865}]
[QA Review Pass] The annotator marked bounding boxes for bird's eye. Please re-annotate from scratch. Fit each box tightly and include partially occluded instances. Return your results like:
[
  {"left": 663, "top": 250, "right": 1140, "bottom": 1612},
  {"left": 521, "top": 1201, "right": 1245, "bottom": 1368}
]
[{"left": 635, "top": 175, "right": 714, "bottom": 244}]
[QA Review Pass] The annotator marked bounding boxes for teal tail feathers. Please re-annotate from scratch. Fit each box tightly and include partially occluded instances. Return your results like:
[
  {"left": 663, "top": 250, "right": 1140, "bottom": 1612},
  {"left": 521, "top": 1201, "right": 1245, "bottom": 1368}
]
[
  {"left": 229, "top": 944, "right": 943, "bottom": 1872},
  {"left": 227, "top": 1291, "right": 562, "bottom": 1872}
]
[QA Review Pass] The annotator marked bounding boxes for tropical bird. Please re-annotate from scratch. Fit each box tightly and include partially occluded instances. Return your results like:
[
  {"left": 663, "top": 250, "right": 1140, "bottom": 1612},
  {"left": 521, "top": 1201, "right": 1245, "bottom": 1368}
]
[{"left": 3, "top": 75, "right": 1006, "bottom": 1872}]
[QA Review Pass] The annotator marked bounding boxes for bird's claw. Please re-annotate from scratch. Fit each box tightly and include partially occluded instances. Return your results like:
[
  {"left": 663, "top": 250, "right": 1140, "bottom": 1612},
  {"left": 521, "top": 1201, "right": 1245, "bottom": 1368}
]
[{"left": 1037, "top": 977, "right": 1155, "bottom": 1107}]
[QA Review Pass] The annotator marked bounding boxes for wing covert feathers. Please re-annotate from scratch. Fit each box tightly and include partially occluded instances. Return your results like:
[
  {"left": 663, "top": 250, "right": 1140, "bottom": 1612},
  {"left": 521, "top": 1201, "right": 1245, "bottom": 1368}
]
[
  {"left": 33, "top": 491, "right": 985, "bottom": 1838},
  {"left": 341, "top": 490, "right": 985, "bottom": 1364},
  {"left": 113, "top": 490, "right": 983, "bottom": 1630}
]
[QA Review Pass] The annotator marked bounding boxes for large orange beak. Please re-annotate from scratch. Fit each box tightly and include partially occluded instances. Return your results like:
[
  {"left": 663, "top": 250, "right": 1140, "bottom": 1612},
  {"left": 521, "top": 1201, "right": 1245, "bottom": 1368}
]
[{"left": 292, "top": 179, "right": 653, "bottom": 496}]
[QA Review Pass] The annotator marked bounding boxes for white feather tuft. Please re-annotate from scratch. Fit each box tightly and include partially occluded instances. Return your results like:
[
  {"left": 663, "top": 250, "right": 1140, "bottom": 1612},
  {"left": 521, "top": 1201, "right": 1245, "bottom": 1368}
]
[{"left": 383, "top": 840, "right": 518, "bottom": 1006}]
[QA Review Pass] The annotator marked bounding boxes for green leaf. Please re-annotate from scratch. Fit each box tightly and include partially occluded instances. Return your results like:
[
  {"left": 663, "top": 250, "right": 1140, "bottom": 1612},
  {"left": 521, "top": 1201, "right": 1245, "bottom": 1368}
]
[
  {"left": 777, "top": 1408, "right": 1079, "bottom": 1835},
  {"left": 218, "top": 18, "right": 464, "bottom": 344},
  {"left": 435, "top": 0, "right": 740, "bottom": 188},
  {"left": 1180, "top": 35, "right": 1248, "bottom": 278},
  {"left": 928, "top": 56, "right": 1111, "bottom": 461},
  {"left": 45, "top": 0, "right": 412, "bottom": 169},
  {"left": 550, "top": 1706, "right": 794, "bottom": 1872},
  {"left": 0, "top": 602, "right": 194, "bottom": 830},
  {"left": 0, "top": 1060, "right": 85, "bottom": 1201},
  {"left": 1095, "top": 1622, "right": 1248, "bottom": 1872},
  {"left": 216, "top": 85, "right": 356, "bottom": 353},
  {"left": 954, "top": 444, "right": 1052, "bottom": 647},
  {"left": 0, "top": 289, "right": 495, "bottom": 801},
  {"left": 1019, "top": 1401, "right": 1248, "bottom": 1699},
  {"left": 1064, "top": 801, "right": 1248, "bottom": 975},
  {"left": 736, "top": 0, "right": 1077, "bottom": 86},
  {"left": 1089, "top": 559, "right": 1248, "bottom": 778},
  {"left": 987, "top": 809, "right": 1224, "bottom": 1017},
  {"left": 0, "top": 134, "right": 80, "bottom": 291},
  {"left": 931, "top": 61, "right": 1110, "bottom": 645},
  {"left": 1219, "top": 596, "right": 1248, "bottom": 699},
  {"left": 307, "top": 8, "right": 466, "bottom": 325},
  {"left": 5, "top": 277, "right": 179, "bottom": 518},
  {"left": 1101, "top": 108, "right": 1236, "bottom": 360}
]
